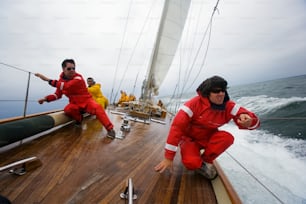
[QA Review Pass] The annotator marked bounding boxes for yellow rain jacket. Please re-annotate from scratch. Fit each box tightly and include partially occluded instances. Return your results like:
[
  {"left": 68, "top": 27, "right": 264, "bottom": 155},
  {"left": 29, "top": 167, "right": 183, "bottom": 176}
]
[
  {"left": 87, "top": 83, "right": 109, "bottom": 109},
  {"left": 117, "top": 91, "right": 128, "bottom": 105},
  {"left": 128, "top": 94, "right": 136, "bottom": 101}
]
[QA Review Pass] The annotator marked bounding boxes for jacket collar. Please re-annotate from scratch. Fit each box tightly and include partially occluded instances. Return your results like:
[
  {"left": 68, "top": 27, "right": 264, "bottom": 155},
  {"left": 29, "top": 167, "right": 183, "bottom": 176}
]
[
  {"left": 198, "top": 93, "right": 229, "bottom": 110},
  {"left": 60, "top": 72, "right": 78, "bottom": 81}
]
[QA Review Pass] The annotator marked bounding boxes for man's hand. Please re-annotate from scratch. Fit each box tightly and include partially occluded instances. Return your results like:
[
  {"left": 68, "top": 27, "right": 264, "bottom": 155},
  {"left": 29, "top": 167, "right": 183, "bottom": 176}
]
[
  {"left": 38, "top": 98, "right": 46, "bottom": 104},
  {"left": 154, "top": 158, "right": 173, "bottom": 173},
  {"left": 35, "top": 73, "right": 49, "bottom": 82},
  {"left": 237, "top": 113, "right": 253, "bottom": 128}
]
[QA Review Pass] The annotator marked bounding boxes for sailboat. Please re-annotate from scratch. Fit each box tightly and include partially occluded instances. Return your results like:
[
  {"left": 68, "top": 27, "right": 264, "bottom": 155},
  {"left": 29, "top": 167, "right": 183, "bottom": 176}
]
[{"left": 0, "top": 0, "right": 242, "bottom": 203}]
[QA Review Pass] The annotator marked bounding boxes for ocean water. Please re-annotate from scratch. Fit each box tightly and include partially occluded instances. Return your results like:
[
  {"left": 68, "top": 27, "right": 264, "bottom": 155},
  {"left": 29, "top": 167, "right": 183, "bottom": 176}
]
[
  {"left": 165, "top": 75, "right": 306, "bottom": 204},
  {"left": 0, "top": 99, "right": 68, "bottom": 119}
]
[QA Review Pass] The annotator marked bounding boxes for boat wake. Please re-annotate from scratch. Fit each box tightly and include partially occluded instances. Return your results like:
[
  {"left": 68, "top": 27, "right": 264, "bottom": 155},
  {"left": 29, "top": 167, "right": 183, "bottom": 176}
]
[{"left": 219, "top": 123, "right": 306, "bottom": 203}]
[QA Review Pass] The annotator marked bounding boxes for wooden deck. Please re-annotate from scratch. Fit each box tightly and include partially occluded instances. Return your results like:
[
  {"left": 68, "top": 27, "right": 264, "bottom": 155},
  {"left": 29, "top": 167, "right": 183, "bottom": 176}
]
[{"left": 0, "top": 110, "right": 218, "bottom": 204}]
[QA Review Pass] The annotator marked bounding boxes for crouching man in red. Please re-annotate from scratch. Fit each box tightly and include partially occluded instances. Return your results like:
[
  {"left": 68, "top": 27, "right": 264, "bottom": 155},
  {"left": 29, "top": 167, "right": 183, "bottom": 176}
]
[
  {"left": 35, "top": 59, "right": 116, "bottom": 139},
  {"left": 155, "top": 76, "right": 260, "bottom": 179}
]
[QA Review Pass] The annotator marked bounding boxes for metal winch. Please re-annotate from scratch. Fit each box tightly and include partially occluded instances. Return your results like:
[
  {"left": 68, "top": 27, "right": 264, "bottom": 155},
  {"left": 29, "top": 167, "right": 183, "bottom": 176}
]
[{"left": 120, "top": 116, "right": 131, "bottom": 132}]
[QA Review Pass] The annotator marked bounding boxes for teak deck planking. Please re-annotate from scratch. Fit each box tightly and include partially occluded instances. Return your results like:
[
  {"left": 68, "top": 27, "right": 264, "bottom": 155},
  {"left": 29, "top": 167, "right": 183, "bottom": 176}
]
[{"left": 0, "top": 111, "right": 217, "bottom": 204}]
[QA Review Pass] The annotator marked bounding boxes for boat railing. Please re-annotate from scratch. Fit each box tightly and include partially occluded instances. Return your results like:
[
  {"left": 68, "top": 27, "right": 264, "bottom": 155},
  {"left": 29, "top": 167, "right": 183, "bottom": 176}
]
[
  {"left": 0, "top": 62, "right": 32, "bottom": 119},
  {"left": 0, "top": 63, "right": 72, "bottom": 150},
  {"left": 0, "top": 62, "right": 65, "bottom": 120}
]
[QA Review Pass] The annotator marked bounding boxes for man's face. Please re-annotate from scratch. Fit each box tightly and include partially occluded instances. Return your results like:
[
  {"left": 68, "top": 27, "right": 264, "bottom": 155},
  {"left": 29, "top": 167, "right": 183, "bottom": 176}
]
[
  {"left": 208, "top": 87, "right": 226, "bottom": 105},
  {"left": 63, "top": 62, "right": 75, "bottom": 79},
  {"left": 87, "top": 79, "right": 94, "bottom": 86}
]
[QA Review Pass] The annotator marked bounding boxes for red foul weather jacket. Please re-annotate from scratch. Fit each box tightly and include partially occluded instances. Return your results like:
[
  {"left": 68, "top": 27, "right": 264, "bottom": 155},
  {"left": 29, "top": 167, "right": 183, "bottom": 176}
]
[
  {"left": 45, "top": 72, "right": 91, "bottom": 105},
  {"left": 164, "top": 95, "right": 260, "bottom": 162},
  {"left": 44, "top": 72, "right": 113, "bottom": 130}
]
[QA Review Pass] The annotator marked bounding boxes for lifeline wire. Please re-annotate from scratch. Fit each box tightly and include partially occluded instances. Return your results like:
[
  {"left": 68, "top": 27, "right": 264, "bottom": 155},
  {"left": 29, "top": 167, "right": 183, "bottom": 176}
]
[
  {"left": 0, "top": 62, "right": 33, "bottom": 74},
  {"left": 225, "top": 151, "right": 285, "bottom": 204},
  {"left": 261, "top": 117, "right": 306, "bottom": 120}
]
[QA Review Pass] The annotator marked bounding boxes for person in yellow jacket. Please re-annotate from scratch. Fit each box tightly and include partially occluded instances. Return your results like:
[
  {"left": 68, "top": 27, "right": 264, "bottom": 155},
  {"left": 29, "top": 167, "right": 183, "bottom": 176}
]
[
  {"left": 117, "top": 90, "right": 128, "bottom": 106},
  {"left": 87, "top": 77, "right": 109, "bottom": 109},
  {"left": 128, "top": 94, "right": 136, "bottom": 102}
]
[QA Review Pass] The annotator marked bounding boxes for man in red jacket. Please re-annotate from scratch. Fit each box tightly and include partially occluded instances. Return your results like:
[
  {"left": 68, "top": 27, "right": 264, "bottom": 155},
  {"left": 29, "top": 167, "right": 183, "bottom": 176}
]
[
  {"left": 35, "top": 59, "right": 116, "bottom": 139},
  {"left": 155, "top": 76, "right": 260, "bottom": 179}
]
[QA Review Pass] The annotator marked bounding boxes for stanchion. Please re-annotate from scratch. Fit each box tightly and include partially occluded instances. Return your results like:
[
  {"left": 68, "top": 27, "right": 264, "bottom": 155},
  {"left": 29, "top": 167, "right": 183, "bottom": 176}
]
[{"left": 120, "top": 178, "right": 137, "bottom": 203}]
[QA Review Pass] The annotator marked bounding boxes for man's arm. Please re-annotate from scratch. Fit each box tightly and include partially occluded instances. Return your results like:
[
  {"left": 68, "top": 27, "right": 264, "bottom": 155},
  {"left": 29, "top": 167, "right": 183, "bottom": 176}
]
[
  {"left": 35, "top": 73, "right": 62, "bottom": 103},
  {"left": 35, "top": 73, "right": 50, "bottom": 82}
]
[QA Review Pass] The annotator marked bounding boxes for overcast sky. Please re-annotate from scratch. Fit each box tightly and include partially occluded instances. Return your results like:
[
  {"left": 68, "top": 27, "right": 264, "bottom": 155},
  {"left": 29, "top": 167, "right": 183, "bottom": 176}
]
[{"left": 0, "top": 0, "right": 305, "bottom": 101}]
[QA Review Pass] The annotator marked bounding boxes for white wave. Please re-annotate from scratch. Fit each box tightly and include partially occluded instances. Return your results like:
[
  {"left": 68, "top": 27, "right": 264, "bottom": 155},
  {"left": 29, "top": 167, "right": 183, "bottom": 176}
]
[
  {"left": 218, "top": 123, "right": 306, "bottom": 203},
  {"left": 164, "top": 95, "right": 306, "bottom": 116},
  {"left": 235, "top": 95, "right": 306, "bottom": 115}
]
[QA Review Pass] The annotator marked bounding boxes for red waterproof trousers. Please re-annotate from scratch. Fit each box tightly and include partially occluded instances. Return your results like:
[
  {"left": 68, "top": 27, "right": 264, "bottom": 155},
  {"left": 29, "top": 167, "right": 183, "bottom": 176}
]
[
  {"left": 180, "top": 131, "right": 234, "bottom": 170},
  {"left": 64, "top": 99, "right": 113, "bottom": 131}
]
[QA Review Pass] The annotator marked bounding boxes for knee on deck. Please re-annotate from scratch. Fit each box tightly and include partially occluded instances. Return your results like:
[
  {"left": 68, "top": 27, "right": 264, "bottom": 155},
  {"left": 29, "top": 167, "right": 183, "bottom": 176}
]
[{"left": 181, "top": 157, "right": 202, "bottom": 170}]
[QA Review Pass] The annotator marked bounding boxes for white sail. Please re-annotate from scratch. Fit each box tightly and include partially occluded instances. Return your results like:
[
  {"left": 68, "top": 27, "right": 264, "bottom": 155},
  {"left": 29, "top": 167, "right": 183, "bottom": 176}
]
[{"left": 143, "top": 0, "right": 191, "bottom": 99}]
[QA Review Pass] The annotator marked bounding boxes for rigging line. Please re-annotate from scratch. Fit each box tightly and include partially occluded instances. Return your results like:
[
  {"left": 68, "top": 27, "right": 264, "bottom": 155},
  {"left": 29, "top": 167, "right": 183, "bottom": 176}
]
[
  {"left": 178, "top": 2, "right": 192, "bottom": 90},
  {"left": 169, "top": 0, "right": 205, "bottom": 102},
  {"left": 165, "top": 83, "right": 179, "bottom": 107},
  {"left": 113, "top": 0, "right": 156, "bottom": 99},
  {"left": 182, "top": 1, "right": 205, "bottom": 88},
  {"left": 132, "top": 71, "right": 139, "bottom": 95},
  {"left": 225, "top": 151, "right": 285, "bottom": 204},
  {"left": 175, "top": 0, "right": 185, "bottom": 103},
  {"left": 185, "top": 0, "right": 222, "bottom": 91},
  {"left": 0, "top": 99, "right": 38, "bottom": 102},
  {"left": 109, "top": 0, "right": 134, "bottom": 105},
  {"left": 184, "top": 19, "right": 212, "bottom": 92},
  {"left": 179, "top": 19, "right": 211, "bottom": 98},
  {"left": 0, "top": 62, "right": 34, "bottom": 74},
  {"left": 261, "top": 117, "right": 306, "bottom": 120},
  {"left": 178, "top": 0, "right": 220, "bottom": 97}
]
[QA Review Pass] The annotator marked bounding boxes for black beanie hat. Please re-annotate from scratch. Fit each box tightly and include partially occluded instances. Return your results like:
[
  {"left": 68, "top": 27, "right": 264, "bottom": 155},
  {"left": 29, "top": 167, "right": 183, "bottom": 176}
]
[{"left": 196, "top": 76, "right": 228, "bottom": 97}]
